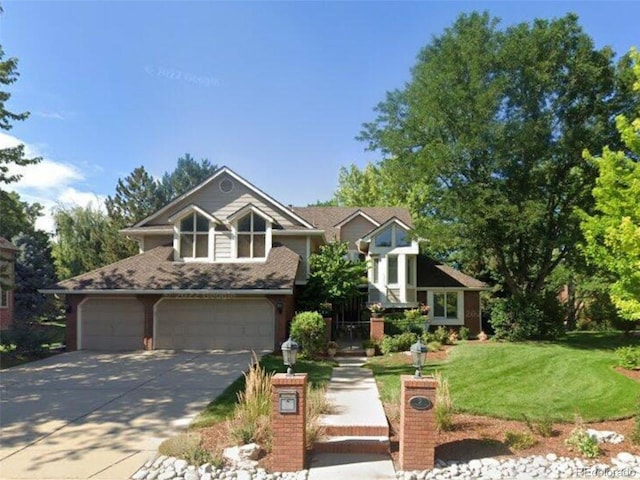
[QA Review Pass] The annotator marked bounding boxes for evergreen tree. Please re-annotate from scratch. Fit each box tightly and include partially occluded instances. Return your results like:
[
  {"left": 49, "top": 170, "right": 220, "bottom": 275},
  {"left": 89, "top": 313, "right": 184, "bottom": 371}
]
[
  {"left": 158, "top": 153, "right": 217, "bottom": 203},
  {"left": 105, "top": 165, "right": 162, "bottom": 226}
]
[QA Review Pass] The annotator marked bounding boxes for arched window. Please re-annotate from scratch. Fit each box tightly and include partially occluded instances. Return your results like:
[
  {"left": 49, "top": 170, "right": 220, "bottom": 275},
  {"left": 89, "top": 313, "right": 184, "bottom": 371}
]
[
  {"left": 237, "top": 212, "right": 266, "bottom": 258},
  {"left": 179, "top": 212, "right": 209, "bottom": 258}
]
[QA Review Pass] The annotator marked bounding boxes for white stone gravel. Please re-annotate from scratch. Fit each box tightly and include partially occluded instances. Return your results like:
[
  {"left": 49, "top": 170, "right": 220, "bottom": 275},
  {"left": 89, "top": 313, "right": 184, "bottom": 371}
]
[
  {"left": 397, "top": 452, "right": 640, "bottom": 480},
  {"left": 132, "top": 452, "right": 640, "bottom": 480}
]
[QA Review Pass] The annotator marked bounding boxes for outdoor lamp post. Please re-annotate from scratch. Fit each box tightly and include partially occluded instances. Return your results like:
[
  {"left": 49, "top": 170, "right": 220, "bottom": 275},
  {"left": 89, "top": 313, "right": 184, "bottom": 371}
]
[
  {"left": 410, "top": 338, "right": 428, "bottom": 378},
  {"left": 281, "top": 336, "right": 299, "bottom": 376}
]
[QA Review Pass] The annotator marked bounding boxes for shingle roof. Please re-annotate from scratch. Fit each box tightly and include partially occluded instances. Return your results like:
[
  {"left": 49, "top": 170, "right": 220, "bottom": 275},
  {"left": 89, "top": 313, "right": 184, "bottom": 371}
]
[
  {"left": 51, "top": 245, "right": 300, "bottom": 292},
  {"left": 417, "top": 256, "right": 488, "bottom": 289},
  {"left": 291, "top": 207, "right": 413, "bottom": 241}
]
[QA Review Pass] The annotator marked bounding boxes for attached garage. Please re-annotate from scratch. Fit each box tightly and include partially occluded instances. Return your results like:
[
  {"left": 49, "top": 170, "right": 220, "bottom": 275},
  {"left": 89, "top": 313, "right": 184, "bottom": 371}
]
[
  {"left": 154, "top": 298, "right": 274, "bottom": 351},
  {"left": 79, "top": 297, "right": 144, "bottom": 350}
]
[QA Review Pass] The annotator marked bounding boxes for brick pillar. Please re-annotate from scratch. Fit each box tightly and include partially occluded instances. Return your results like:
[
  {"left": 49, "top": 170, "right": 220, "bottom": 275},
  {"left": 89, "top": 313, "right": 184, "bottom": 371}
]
[
  {"left": 370, "top": 317, "right": 384, "bottom": 342},
  {"left": 399, "top": 375, "right": 437, "bottom": 471},
  {"left": 271, "top": 373, "right": 308, "bottom": 472}
]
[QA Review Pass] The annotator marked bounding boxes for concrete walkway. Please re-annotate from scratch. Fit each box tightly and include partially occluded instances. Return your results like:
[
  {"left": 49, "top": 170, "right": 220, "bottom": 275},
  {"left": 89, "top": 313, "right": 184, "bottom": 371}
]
[{"left": 308, "top": 357, "right": 395, "bottom": 480}]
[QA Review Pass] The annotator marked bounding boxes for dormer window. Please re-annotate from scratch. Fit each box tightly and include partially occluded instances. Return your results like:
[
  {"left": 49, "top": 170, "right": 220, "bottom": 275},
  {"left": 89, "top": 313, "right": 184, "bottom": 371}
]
[
  {"left": 180, "top": 213, "right": 209, "bottom": 258},
  {"left": 374, "top": 224, "right": 411, "bottom": 248},
  {"left": 237, "top": 212, "right": 266, "bottom": 258}
]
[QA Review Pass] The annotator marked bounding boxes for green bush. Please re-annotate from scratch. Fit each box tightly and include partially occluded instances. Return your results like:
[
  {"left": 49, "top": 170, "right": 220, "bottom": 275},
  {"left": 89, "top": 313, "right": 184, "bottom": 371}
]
[
  {"left": 505, "top": 431, "right": 538, "bottom": 450},
  {"left": 290, "top": 311, "right": 326, "bottom": 358},
  {"left": 426, "top": 341, "right": 442, "bottom": 352},
  {"left": 565, "top": 427, "right": 601, "bottom": 458},
  {"left": 490, "top": 295, "right": 564, "bottom": 341},
  {"left": 380, "top": 332, "right": 418, "bottom": 355},
  {"left": 432, "top": 326, "right": 450, "bottom": 345},
  {"left": 459, "top": 326, "right": 470, "bottom": 341},
  {"left": 616, "top": 346, "right": 640, "bottom": 370},
  {"left": 522, "top": 414, "right": 554, "bottom": 438}
]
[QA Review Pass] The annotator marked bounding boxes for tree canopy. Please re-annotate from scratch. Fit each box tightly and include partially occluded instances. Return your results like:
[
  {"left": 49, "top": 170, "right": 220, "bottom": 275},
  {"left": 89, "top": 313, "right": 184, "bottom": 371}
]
[
  {"left": 157, "top": 153, "right": 217, "bottom": 204},
  {"left": 105, "top": 165, "right": 163, "bottom": 227},
  {"left": 355, "top": 13, "right": 637, "bottom": 337},
  {"left": 580, "top": 48, "right": 640, "bottom": 322}
]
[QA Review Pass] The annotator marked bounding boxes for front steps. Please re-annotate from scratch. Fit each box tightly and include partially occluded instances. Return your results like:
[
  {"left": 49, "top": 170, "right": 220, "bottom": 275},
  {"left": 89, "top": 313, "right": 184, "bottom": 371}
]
[{"left": 313, "top": 357, "right": 390, "bottom": 455}]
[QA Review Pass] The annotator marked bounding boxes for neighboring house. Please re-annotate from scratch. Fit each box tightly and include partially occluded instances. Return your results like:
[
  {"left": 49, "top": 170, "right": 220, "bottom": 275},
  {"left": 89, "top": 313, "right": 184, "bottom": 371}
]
[
  {"left": 0, "top": 238, "right": 19, "bottom": 330},
  {"left": 43, "top": 167, "right": 487, "bottom": 352}
]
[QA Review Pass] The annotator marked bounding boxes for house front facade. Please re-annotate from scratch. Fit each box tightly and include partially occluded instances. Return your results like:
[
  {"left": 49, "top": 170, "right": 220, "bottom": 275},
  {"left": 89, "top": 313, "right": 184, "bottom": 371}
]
[
  {"left": 0, "top": 237, "right": 18, "bottom": 330},
  {"left": 44, "top": 167, "right": 487, "bottom": 352}
]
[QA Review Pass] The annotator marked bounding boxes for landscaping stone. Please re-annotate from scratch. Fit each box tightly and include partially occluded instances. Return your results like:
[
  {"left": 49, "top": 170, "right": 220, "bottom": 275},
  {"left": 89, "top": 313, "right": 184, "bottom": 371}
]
[{"left": 586, "top": 428, "right": 624, "bottom": 444}]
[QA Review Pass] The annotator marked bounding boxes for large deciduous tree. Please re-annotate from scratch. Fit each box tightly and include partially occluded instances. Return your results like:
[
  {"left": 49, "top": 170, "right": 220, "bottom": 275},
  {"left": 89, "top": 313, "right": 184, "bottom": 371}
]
[
  {"left": 358, "top": 12, "right": 637, "bottom": 338},
  {"left": 580, "top": 49, "right": 640, "bottom": 323}
]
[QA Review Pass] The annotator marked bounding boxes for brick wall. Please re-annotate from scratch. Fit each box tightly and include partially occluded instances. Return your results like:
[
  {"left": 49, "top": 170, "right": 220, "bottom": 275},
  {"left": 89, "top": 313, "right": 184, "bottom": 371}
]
[
  {"left": 399, "top": 375, "right": 437, "bottom": 471},
  {"left": 271, "top": 373, "right": 307, "bottom": 472},
  {"left": 463, "top": 291, "right": 481, "bottom": 335}
]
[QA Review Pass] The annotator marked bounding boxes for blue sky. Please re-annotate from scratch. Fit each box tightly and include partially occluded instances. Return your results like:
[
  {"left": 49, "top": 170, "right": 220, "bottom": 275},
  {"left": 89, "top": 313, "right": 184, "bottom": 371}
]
[{"left": 1, "top": 1, "right": 639, "bottom": 232}]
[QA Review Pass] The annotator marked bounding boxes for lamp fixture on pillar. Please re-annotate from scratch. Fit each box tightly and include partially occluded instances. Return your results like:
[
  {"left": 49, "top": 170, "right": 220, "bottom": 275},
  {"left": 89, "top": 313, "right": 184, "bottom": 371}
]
[
  {"left": 410, "top": 338, "right": 428, "bottom": 378},
  {"left": 281, "top": 336, "right": 299, "bottom": 376}
]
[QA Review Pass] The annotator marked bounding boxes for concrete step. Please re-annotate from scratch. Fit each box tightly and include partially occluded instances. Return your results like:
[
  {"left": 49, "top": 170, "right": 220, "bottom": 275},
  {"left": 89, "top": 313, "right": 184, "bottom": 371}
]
[
  {"left": 313, "top": 435, "right": 390, "bottom": 454},
  {"left": 321, "top": 424, "right": 388, "bottom": 437}
]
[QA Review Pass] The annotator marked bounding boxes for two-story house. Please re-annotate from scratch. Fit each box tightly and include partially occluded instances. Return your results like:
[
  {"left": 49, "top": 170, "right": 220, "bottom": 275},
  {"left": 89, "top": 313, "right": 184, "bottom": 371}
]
[{"left": 44, "top": 167, "right": 487, "bottom": 351}]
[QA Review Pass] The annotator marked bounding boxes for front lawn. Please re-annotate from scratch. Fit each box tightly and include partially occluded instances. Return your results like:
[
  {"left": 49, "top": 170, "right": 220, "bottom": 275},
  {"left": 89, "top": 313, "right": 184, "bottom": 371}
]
[
  {"left": 367, "top": 332, "right": 640, "bottom": 422},
  {"left": 191, "top": 354, "right": 334, "bottom": 429}
]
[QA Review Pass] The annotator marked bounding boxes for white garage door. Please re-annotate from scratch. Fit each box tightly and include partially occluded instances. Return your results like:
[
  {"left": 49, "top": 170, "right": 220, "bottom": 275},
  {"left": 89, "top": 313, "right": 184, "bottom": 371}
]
[
  {"left": 79, "top": 297, "right": 144, "bottom": 350},
  {"left": 155, "top": 299, "right": 274, "bottom": 351}
]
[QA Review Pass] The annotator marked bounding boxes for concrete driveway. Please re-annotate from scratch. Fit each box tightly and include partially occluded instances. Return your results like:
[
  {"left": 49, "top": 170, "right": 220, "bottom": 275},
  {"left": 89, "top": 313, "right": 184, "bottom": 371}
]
[{"left": 0, "top": 350, "right": 256, "bottom": 480}]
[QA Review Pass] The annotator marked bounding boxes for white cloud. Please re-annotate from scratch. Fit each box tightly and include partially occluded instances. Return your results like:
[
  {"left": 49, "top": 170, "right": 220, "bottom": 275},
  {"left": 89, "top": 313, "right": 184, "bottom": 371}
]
[
  {"left": 34, "top": 111, "right": 66, "bottom": 121},
  {"left": 0, "top": 132, "right": 105, "bottom": 234}
]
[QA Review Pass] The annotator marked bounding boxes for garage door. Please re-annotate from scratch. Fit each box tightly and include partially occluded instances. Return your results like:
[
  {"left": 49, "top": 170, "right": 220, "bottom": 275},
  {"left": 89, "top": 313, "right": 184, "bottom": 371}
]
[
  {"left": 154, "top": 299, "right": 274, "bottom": 351},
  {"left": 79, "top": 297, "right": 144, "bottom": 350}
]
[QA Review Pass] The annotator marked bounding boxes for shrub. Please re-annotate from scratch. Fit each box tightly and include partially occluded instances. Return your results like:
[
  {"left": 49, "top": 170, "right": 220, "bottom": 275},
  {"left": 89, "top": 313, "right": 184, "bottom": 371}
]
[
  {"left": 631, "top": 397, "right": 640, "bottom": 446},
  {"left": 565, "top": 427, "right": 601, "bottom": 458},
  {"left": 459, "top": 326, "right": 470, "bottom": 341},
  {"left": 490, "top": 295, "right": 564, "bottom": 341},
  {"left": 505, "top": 431, "right": 538, "bottom": 450},
  {"left": 380, "top": 332, "right": 417, "bottom": 355},
  {"left": 228, "top": 354, "right": 273, "bottom": 448},
  {"left": 290, "top": 311, "right": 326, "bottom": 358},
  {"left": 159, "top": 432, "right": 218, "bottom": 466},
  {"left": 522, "top": 414, "right": 554, "bottom": 438},
  {"left": 616, "top": 346, "right": 640, "bottom": 370},
  {"left": 434, "top": 371, "right": 454, "bottom": 432},
  {"left": 448, "top": 330, "right": 459, "bottom": 344},
  {"left": 432, "top": 326, "right": 450, "bottom": 345},
  {"left": 426, "top": 341, "right": 442, "bottom": 352}
]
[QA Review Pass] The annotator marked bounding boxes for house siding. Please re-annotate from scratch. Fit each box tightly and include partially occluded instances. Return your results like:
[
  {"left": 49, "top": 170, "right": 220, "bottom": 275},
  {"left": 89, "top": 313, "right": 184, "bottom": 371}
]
[
  {"left": 149, "top": 172, "right": 303, "bottom": 229},
  {"left": 277, "top": 236, "right": 308, "bottom": 282},
  {"left": 143, "top": 235, "right": 173, "bottom": 251},
  {"left": 340, "top": 215, "right": 377, "bottom": 250},
  {"left": 214, "top": 233, "right": 233, "bottom": 260}
]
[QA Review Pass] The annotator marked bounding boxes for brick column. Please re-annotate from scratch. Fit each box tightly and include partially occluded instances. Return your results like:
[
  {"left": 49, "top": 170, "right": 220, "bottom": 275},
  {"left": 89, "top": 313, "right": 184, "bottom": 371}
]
[
  {"left": 370, "top": 317, "right": 384, "bottom": 342},
  {"left": 271, "top": 373, "right": 308, "bottom": 472},
  {"left": 399, "top": 375, "right": 437, "bottom": 471}
]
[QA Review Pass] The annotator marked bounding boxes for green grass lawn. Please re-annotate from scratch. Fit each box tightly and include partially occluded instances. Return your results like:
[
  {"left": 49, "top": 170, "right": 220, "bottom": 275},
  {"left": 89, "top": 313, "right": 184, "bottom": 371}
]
[
  {"left": 191, "top": 354, "right": 335, "bottom": 429},
  {"left": 367, "top": 331, "right": 640, "bottom": 423}
]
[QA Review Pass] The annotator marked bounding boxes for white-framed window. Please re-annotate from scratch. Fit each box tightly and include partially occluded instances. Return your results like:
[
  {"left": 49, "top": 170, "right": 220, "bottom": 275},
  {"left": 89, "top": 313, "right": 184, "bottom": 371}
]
[
  {"left": 179, "top": 212, "right": 209, "bottom": 258},
  {"left": 372, "top": 257, "right": 379, "bottom": 283},
  {"left": 406, "top": 256, "right": 416, "bottom": 286},
  {"left": 433, "top": 292, "right": 458, "bottom": 319},
  {"left": 237, "top": 212, "right": 266, "bottom": 258},
  {"left": 374, "top": 224, "right": 411, "bottom": 248},
  {"left": 387, "top": 255, "right": 398, "bottom": 284}
]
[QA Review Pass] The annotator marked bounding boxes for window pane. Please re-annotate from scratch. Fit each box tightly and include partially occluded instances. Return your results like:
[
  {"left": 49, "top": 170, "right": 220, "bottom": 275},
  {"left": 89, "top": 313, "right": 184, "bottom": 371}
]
[
  {"left": 375, "top": 227, "right": 392, "bottom": 247},
  {"left": 434, "top": 293, "right": 445, "bottom": 317},
  {"left": 372, "top": 258, "right": 379, "bottom": 283},
  {"left": 254, "top": 234, "right": 266, "bottom": 257},
  {"left": 396, "top": 228, "right": 411, "bottom": 247},
  {"left": 181, "top": 214, "right": 195, "bottom": 232},
  {"left": 388, "top": 256, "right": 398, "bottom": 284},
  {"left": 1, "top": 289, "right": 8, "bottom": 307},
  {"left": 196, "top": 214, "right": 209, "bottom": 232},
  {"left": 238, "top": 234, "right": 251, "bottom": 257},
  {"left": 253, "top": 214, "right": 266, "bottom": 232},
  {"left": 238, "top": 214, "right": 252, "bottom": 232},
  {"left": 180, "top": 234, "right": 194, "bottom": 257},
  {"left": 447, "top": 292, "right": 458, "bottom": 318},
  {"left": 195, "top": 235, "right": 208, "bottom": 257},
  {"left": 407, "top": 257, "right": 415, "bottom": 285}
]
